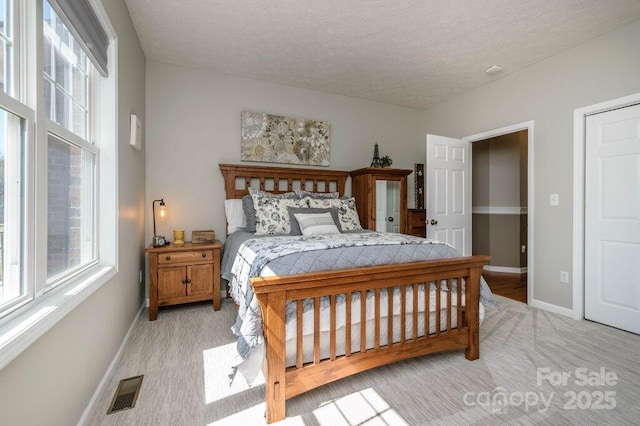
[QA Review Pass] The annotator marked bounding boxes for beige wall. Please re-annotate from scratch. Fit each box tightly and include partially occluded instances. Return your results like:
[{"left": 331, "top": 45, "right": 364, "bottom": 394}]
[
  {"left": 421, "top": 19, "right": 640, "bottom": 309},
  {"left": 0, "top": 1, "right": 147, "bottom": 424},
  {"left": 145, "top": 60, "right": 423, "bottom": 251}
]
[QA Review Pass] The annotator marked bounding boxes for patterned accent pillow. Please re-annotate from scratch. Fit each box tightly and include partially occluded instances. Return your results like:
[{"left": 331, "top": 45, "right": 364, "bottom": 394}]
[
  {"left": 294, "top": 212, "right": 341, "bottom": 236},
  {"left": 244, "top": 188, "right": 299, "bottom": 233},
  {"left": 307, "top": 197, "right": 363, "bottom": 231},
  {"left": 294, "top": 189, "right": 340, "bottom": 199},
  {"left": 287, "top": 207, "right": 342, "bottom": 235},
  {"left": 253, "top": 197, "right": 309, "bottom": 235}
]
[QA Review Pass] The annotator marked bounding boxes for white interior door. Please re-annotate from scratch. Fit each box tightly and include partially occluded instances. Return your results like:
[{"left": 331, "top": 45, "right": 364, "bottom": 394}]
[
  {"left": 585, "top": 103, "right": 640, "bottom": 334},
  {"left": 426, "top": 134, "right": 471, "bottom": 255}
]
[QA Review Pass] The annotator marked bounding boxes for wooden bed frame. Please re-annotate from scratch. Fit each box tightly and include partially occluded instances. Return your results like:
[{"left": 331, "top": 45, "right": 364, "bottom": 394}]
[{"left": 219, "top": 163, "right": 490, "bottom": 423}]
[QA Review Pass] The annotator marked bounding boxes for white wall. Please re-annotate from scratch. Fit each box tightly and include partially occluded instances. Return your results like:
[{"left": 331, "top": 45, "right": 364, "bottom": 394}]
[
  {"left": 145, "top": 60, "right": 422, "bottom": 249},
  {"left": 0, "top": 1, "right": 146, "bottom": 424},
  {"left": 420, "top": 19, "right": 640, "bottom": 310}
]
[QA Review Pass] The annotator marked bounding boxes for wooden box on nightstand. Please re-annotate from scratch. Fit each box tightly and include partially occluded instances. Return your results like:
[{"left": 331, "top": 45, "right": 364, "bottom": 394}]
[{"left": 145, "top": 241, "right": 223, "bottom": 321}]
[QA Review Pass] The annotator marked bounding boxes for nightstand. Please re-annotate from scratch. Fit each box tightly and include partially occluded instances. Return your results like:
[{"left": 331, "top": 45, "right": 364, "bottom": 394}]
[
  {"left": 406, "top": 209, "right": 426, "bottom": 237},
  {"left": 145, "top": 241, "right": 223, "bottom": 321}
]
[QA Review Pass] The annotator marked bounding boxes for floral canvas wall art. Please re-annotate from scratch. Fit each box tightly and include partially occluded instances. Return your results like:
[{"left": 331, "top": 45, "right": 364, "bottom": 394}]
[{"left": 241, "top": 111, "right": 331, "bottom": 166}]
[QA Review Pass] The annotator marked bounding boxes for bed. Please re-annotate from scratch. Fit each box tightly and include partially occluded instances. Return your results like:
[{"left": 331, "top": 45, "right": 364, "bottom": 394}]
[{"left": 219, "top": 163, "right": 492, "bottom": 423}]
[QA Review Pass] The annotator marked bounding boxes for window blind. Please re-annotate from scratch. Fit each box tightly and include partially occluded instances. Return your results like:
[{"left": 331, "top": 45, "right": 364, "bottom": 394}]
[{"left": 48, "top": 0, "right": 109, "bottom": 76}]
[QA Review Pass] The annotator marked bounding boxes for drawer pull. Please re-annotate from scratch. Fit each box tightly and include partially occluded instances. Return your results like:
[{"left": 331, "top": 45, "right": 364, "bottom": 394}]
[
  {"left": 166, "top": 256, "right": 171, "bottom": 261},
  {"left": 201, "top": 253, "right": 207, "bottom": 258}
]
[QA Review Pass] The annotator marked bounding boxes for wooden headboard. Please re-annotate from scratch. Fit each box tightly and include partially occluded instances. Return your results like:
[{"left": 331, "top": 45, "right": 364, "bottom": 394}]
[{"left": 219, "top": 163, "right": 349, "bottom": 199}]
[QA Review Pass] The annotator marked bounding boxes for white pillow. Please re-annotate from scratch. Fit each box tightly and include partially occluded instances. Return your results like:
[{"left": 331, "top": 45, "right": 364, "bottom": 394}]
[
  {"left": 224, "top": 199, "right": 247, "bottom": 234},
  {"left": 294, "top": 212, "right": 341, "bottom": 236}
]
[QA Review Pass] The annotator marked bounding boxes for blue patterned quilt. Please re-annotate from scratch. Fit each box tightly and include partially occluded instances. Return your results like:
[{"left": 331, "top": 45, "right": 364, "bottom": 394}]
[{"left": 221, "top": 230, "right": 497, "bottom": 383}]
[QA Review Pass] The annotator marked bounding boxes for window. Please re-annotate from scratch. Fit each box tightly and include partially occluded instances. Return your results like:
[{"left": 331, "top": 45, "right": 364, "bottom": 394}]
[
  {"left": 43, "top": 2, "right": 97, "bottom": 286},
  {"left": 0, "top": 0, "right": 116, "bottom": 366},
  {"left": 0, "top": 0, "right": 15, "bottom": 95},
  {"left": 43, "top": 1, "right": 89, "bottom": 139}
]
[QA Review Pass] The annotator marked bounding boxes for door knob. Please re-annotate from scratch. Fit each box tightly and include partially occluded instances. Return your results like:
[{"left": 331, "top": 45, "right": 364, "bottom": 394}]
[
  {"left": 430, "top": 219, "right": 438, "bottom": 225},
  {"left": 387, "top": 217, "right": 394, "bottom": 222}
]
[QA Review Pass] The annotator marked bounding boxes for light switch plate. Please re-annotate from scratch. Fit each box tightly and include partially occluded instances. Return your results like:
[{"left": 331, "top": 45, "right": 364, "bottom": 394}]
[{"left": 550, "top": 193, "right": 559, "bottom": 206}]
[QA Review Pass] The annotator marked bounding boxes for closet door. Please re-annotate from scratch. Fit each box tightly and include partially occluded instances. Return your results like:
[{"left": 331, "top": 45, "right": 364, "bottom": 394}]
[{"left": 585, "top": 103, "right": 640, "bottom": 334}]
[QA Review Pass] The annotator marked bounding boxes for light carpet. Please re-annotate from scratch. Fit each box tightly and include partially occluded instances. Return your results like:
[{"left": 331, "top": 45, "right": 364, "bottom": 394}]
[{"left": 84, "top": 295, "right": 640, "bottom": 425}]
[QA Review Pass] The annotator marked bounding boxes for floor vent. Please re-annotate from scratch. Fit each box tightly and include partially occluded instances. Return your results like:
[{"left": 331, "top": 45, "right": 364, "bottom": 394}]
[{"left": 107, "top": 375, "right": 143, "bottom": 414}]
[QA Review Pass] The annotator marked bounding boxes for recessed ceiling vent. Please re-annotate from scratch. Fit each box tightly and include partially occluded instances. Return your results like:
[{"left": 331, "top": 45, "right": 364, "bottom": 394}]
[{"left": 107, "top": 375, "right": 144, "bottom": 414}]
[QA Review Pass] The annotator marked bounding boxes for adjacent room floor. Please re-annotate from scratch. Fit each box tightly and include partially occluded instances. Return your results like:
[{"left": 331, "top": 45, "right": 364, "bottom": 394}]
[{"left": 483, "top": 271, "right": 527, "bottom": 303}]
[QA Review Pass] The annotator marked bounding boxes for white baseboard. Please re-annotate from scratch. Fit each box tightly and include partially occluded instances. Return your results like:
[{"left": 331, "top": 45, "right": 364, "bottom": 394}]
[
  {"left": 483, "top": 265, "right": 527, "bottom": 274},
  {"left": 529, "top": 298, "right": 574, "bottom": 318},
  {"left": 78, "top": 302, "right": 145, "bottom": 425}
]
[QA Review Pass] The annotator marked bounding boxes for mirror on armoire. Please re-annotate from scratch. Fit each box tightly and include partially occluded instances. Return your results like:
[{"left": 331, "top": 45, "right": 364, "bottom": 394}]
[{"left": 375, "top": 180, "right": 401, "bottom": 232}]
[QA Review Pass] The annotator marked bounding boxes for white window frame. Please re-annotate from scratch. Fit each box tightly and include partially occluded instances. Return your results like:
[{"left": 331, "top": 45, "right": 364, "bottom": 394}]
[{"left": 0, "top": 0, "right": 117, "bottom": 371}]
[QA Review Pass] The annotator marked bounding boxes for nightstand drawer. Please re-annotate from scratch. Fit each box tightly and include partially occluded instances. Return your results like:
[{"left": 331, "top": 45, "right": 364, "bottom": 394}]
[{"left": 158, "top": 250, "right": 213, "bottom": 264}]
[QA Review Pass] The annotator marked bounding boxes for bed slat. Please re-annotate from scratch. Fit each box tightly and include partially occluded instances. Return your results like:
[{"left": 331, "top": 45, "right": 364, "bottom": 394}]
[
  {"left": 387, "top": 288, "right": 393, "bottom": 347},
  {"left": 313, "top": 297, "right": 320, "bottom": 364},
  {"left": 446, "top": 279, "right": 452, "bottom": 332},
  {"left": 457, "top": 278, "right": 463, "bottom": 331},
  {"left": 360, "top": 291, "right": 366, "bottom": 353},
  {"left": 374, "top": 288, "right": 381, "bottom": 349},
  {"left": 435, "top": 283, "right": 441, "bottom": 335},
  {"left": 330, "top": 295, "right": 337, "bottom": 360},
  {"left": 425, "top": 283, "right": 430, "bottom": 336},
  {"left": 412, "top": 283, "right": 419, "bottom": 340},
  {"left": 296, "top": 299, "right": 303, "bottom": 368},
  {"left": 346, "top": 293, "right": 352, "bottom": 356},
  {"left": 400, "top": 285, "right": 407, "bottom": 343}
]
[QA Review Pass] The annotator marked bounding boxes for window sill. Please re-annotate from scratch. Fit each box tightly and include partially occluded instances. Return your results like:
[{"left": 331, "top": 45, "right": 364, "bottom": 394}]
[{"left": 0, "top": 264, "right": 117, "bottom": 371}]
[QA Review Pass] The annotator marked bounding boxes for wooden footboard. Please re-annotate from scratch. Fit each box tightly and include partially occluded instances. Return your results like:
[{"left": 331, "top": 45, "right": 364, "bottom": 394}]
[{"left": 252, "top": 255, "right": 490, "bottom": 423}]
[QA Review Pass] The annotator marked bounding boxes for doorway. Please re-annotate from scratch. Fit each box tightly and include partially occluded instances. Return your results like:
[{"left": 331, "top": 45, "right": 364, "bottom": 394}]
[
  {"left": 465, "top": 122, "right": 534, "bottom": 305},
  {"left": 471, "top": 131, "right": 528, "bottom": 303}
]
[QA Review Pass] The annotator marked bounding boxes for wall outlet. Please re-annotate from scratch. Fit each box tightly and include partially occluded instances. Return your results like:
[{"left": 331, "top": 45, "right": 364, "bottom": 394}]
[
  {"left": 560, "top": 271, "right": 569, "bottom": 284},
  {"left": 521, "top": 245, "right": 526, "bottom": 253}
]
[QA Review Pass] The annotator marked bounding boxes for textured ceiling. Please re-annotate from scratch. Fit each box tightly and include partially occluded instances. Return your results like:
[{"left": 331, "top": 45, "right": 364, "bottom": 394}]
[{"left": 125, "top": 0, "right": 640, "bottom": 109}]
